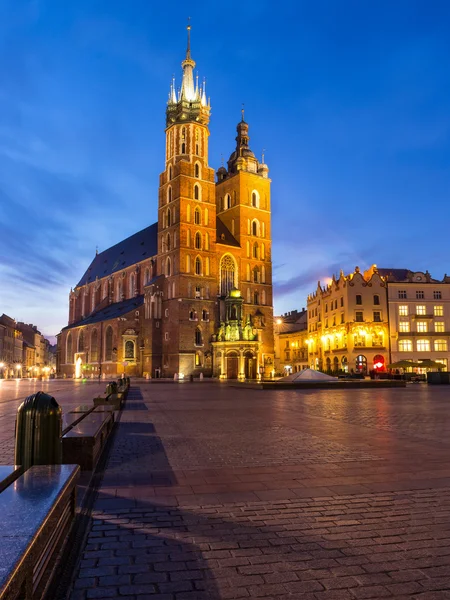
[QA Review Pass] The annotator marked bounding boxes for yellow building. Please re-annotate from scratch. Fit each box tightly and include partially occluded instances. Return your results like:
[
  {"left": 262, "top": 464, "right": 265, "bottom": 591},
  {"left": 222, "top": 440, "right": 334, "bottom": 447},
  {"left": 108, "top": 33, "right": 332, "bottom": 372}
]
[
  {"left": 306, "top": 266, "right": 389, "bottom": 375},
  {"left": 274, "top": 310, "right": 308, "bottom": 375}
]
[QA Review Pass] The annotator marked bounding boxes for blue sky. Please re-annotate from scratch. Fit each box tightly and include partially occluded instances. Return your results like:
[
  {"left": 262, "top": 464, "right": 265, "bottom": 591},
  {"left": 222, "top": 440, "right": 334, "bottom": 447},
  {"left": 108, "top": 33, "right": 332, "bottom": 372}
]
[{"left": 1, "top": 0, "right": 450, "bottom": 340}]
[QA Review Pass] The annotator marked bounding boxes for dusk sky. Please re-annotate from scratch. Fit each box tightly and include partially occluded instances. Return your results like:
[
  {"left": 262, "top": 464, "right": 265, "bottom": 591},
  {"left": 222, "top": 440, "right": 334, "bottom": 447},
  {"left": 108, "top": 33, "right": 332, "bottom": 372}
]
[{"left": 1, "top": 0, "right": 450, "bottom": 341}]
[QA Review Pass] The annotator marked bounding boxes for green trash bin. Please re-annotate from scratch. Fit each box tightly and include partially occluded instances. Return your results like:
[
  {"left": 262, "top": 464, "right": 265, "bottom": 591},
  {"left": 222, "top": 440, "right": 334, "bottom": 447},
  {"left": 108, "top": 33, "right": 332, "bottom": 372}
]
[{"left": 15, "top": 391, "right": 62, "bottom": 470}]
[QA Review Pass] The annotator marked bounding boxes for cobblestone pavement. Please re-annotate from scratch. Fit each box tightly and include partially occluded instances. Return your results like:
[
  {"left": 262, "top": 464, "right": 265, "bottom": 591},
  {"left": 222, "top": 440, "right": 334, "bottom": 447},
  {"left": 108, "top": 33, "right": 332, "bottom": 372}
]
[
  {"left": 43, "top": 383, "right": 450, "bottom": 598},
  {"left": 0, "top": 379, "right": 106, "bottom": 464},
  {"left": 66, "top": 382, "right": 450, "bottom": 600}
]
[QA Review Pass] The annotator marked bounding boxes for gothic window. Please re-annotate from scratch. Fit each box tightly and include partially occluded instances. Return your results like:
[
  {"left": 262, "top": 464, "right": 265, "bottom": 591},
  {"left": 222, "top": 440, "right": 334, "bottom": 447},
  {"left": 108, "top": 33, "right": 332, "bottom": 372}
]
[
  {"left": 168, "top": 165, "right": 172, "bottom": 180},
  {"left": 125, "top": 340, "right": 135, "bottom": 360},
  {"left": 253, "top": 267, "right": 259, "bottom": 283},
  {"left": 225, "top": 194, "right": 231, "bottom": 209},
  {"left": 91, "top": 291, "right": 95, "bottom": 312},
  {"left": 195, "top": 351, "right": 202, "bottom": 366},
  {"left": 195, "top": 327, "right": 203, "bottom": 346},
  {"left": 103, "top": 281, "right": 108, "bottom": 299},
  {"left": 166, "top": 257, "right": 172, "bottom": 276},
  {"left": 167, "top": 208, "right": 171, "bottom": 227},
  {"left": 252, "top": 191, "right": 259, "bottom": 207},
  {"left": 194, "top": 184, "right": 201, "bottom": 200},
  {"left": 181, "top": 127, "right": 186, "bottom": 154},
  {"left": 205, "top": 256, "right": 210, "bottom": 276},
  {"left": 195, "top": 256, "right": 202, "bottom": 275},
  {"left": 167, "top": 233, "right": 171, "bottom": 251},
  {"left": 194, "top": 208, "right": 201, "bottom": 225},
  {"left": 195, "top": 163, "right": 200, "bottom": 178},
  {"left": 261, "top": 265, "right": 266, "bottom": 283},
  {"left": 78, "top": 330, "right": 84, "bottom": 353},
  {"left": 144, "top": 268, "right": 150, "bottom": 286},
  {"left": 195, "top": 130, "right": 200, "bottom": 155},
  {"left": 261, "top": 290, "right": 266, "bottom": 305},
  {"left": 252, "top": 219, "right": 259, "bottom": 236},
  {"left": 220, "top": 254, "right": 236, "bottom": 296},
  {"left": 253, "top": 242, "right": 259, "bottom": 259},
  {"left": 202, "top": 309, "right": 209, "bottom": 321},
  {"left": 105, "top": 326, "right": 113, "bottom": 361},
  {"left": 91, "top": 329, "right": 98, "bottom": 362},
  {"left": 167, "top": 186, "right": 172, "bottom": 203},
  {"left": 195, "top": 232, "right": 202, "bottom": 249},
  {"left": 116, "top": 280, "right": 122, "bottom": 301},
  {"left": 66, "top": 333, "right": 73, "bottom": 364},
  {"left": 254, "top": 291, "right": 259, "bottom": 305},
  {"left": 186, "top": 254, "right": 191, "bottom": 272}
]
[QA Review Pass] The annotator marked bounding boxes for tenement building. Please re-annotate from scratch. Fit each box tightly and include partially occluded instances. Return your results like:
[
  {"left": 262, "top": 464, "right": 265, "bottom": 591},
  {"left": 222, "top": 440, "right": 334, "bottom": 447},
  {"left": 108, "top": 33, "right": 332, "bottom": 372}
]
[
  {"left": 306, "top": 266, "right": 389, "bottom": 374},
  {"left": 379, "top": 268, "right": 450, "bottom": 370},
  {"left": 273, "top": 310, "right": 308, "bottom": 375},
  {"left": 57, "top": 28, "right": 274, "bottom": 380}
]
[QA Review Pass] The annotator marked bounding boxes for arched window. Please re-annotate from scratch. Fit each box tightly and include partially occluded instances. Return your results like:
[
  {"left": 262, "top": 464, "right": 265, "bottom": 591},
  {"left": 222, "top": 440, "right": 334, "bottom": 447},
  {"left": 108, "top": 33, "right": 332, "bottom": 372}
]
[
  {"left": 220, "top": 254, "right": 236, "bottom": 296},
  {"left": 195, "top": 232, "right": 202, "bottom": 249},
  {"left": 105, "top": 326, "right": 113, "bottom": 361},
  {"left": 252, "top": 190, "right": 259, "bottom": 207},
  {"left": 195, "top": 163, "right": 200, "bottom": 178},
  {"left": 194, "top": 208, "right": 201, "bottom": 225},
  {"left": 195, "top": 327, "right": 203, "bottom": 346},
  {"left": 195, "top": 256, "right": 202, "bottom": 275},
  {"left": 186, "top": 254, "right": 191, "bottom": 273},
  {"left": 225, "top": 194, "right": 231, "bottom": 209},
  {"left": 78, "top": 330, "right": 84, "bottom": 353},
  {"left": 167, "top": 186, "right": 172, "bottom": 203},
  {"left": 252, "top": 219, "right": 259, "bottom": 236},
  {"left": 254, "top": 291, "right": 259, "bottom": 305},
  {"left": 167, "top": 233, "right": 171, "bottom": 251},
  {"left": 129, "top": 274, "right": 135, "bottom": 297},
  {"left": 181, "top": 127, "right": 186, "bottom": 154},
  {"left": 261, "top": 265, "right": 266, "bottom": 284},
  {"left": 144, "top": 268, "right": 150, "bottom": 286},
  {"left": 166, "top": 257, "right": 171, "bottom": 276},
  {"left": 261, "top": 290, "right": 266, "bottom": 305},
  {"left": 66, "top": 333, "right": 73, "bottom": 364},
  {"left": 125, "top": 340, "right": 135, "bottom": 359},
  {"left": 167, "top": 208, "right": 171, "bottom": 227},
  {"left": 168, "top": 165, "right": 172, "bottom": 180},
  {"left": 194, "top": 184, "right": 200, "bottom": 200},
  {"left": 253, "top": 242, "right": 259, "bottom": 259},
  {"left": 103, "top": 281, "right": 108, "bottom": 299},
  {"left": 195, "top": 130, "right": 200, "bottom": 155},
  {"left": 91, "top": 330, "right": 98, "bottom": 361},
  {"left": 253, "top": 267, "right": 259, "bottom": 283}
]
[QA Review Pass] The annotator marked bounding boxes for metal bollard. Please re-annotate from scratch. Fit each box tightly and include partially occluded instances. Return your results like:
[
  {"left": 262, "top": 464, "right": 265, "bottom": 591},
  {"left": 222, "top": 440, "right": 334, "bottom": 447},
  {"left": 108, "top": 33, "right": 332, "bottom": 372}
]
[{"left": 15, "top": 392, "right": 62, "bottom": 471}]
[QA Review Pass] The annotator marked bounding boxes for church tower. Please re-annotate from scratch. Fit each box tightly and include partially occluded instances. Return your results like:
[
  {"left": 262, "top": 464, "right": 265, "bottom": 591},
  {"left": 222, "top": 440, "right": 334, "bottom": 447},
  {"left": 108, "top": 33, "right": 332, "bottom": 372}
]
[
  {"left": 158, "top": 24, "right": 217, "bottom": 377},
  {"left": 213, "top": 114, "right": 274, "bottom": 379}
]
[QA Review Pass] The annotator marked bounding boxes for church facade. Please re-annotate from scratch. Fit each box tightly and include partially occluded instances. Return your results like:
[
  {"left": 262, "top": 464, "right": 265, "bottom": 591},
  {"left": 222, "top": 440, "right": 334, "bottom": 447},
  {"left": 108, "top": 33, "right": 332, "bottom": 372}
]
[{"left": 57, "top": 27, "right": 274, "bottom": 380}]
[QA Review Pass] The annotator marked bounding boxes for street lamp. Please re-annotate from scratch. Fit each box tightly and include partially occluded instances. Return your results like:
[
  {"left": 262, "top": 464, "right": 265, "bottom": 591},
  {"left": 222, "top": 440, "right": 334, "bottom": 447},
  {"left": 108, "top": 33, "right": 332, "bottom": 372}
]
[
  {"left": 15, "top": 364, "right": 22, "bottom": 379},
  {"left": 0, "top": 362, "right": 4, "bottom": 380}
]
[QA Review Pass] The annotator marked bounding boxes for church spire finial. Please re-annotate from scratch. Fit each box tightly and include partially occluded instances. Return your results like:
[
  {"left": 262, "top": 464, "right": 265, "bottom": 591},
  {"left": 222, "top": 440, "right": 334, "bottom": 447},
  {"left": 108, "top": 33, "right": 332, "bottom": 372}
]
[
  {"left": 186, "top": 17, "right": 191, "bottom": 60},
  {"left": 241, "top": 103, "right": 245, "bottom": 122}
]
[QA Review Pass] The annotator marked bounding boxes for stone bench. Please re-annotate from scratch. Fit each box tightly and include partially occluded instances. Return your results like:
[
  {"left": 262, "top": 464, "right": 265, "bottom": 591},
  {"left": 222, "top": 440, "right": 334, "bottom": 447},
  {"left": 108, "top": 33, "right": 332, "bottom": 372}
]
[
  {"left": 93, "top": 392, "right": 123, "bottom": 410},
  {"left": 62, "top": 413, "right": 113, "bottom": 471},
  {"left": 0, "top": 466, "right": 22, "bottom": 494},
  {"left": 0, "top": 464, "right": 79, "bottom": 600}
]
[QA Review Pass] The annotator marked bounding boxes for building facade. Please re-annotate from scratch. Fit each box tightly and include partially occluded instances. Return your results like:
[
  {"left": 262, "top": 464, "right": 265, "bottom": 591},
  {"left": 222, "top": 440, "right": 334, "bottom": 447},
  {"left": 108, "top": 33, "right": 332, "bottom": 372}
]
[
  {"left": 306, "top": 266, "right": 389, "bottom": 375},
  {"left": 0, "top": 314, "right": 23, "bottom": 378},
  {"left": 274, "top": 310, "right": 308, "bottom": 375},
  {"left": 58, "top": 28, "right": 274, "bottom": 380},
  {"left": 380, "top": 269, "right": 450, "bottom": 370}
]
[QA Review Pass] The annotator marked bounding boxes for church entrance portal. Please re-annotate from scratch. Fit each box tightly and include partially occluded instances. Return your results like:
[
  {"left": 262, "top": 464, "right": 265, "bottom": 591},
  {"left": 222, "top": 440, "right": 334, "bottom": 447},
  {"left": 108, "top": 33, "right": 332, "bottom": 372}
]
[
  {"left": 226, "top": 352, "right": 238, "bottom": 379},
  {"left": 244, "top": 352, "right": 256, "bottom": 379}
]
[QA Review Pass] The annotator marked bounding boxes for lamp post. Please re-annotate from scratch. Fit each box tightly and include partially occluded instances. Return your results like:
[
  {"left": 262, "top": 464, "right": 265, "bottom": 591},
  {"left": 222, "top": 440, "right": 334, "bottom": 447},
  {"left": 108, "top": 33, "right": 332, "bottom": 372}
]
[
  {"left": 15, "top": 364, "right": 22, "bottom": 379},
  {"left": 0, "top": 362, "right": 4, "bottom": 379}
]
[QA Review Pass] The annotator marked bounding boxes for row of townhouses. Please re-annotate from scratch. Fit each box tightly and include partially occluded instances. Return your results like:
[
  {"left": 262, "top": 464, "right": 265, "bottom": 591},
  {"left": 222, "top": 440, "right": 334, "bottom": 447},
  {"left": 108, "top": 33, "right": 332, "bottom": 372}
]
[
  {"left": 0, "top": 314, "right": 55, "bottom": 378},
  {"left": 275, "top": 266, "right": 450, "bottom": 376}
]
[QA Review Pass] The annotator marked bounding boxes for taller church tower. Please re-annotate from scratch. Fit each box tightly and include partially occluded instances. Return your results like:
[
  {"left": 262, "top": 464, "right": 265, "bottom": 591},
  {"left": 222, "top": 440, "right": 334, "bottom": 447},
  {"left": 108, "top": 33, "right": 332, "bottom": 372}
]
[{"left": 158, "top": 24, "right": 218, "bottom": 377}]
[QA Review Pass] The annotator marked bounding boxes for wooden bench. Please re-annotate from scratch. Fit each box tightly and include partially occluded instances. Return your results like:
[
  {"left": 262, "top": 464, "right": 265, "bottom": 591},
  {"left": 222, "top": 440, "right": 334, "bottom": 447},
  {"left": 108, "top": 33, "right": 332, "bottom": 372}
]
[
  {"left": 62, "top": 413, "right": 113, "bottom": 470},
  {"left": 0, "top": 464, "right": 79, "bottom": 600}
]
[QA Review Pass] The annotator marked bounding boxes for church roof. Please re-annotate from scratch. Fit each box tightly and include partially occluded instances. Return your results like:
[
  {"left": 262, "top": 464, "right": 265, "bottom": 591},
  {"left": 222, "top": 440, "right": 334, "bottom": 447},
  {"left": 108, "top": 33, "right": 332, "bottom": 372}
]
[
  {"left": 216, "top": 217, "right": 240, "bottom": 247},
  {"left": 62, "top": 295, "right": 145, "bottom": 331},
  {"left": 77, "top": 223, "right": 158, "bottom": 287}
]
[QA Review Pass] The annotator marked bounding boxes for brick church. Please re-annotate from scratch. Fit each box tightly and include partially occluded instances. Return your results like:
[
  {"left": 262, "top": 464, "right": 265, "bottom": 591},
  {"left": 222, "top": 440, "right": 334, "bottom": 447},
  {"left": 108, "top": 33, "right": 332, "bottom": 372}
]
[{"left": 57, "top": 27, "right": 274, "bottom": 380}]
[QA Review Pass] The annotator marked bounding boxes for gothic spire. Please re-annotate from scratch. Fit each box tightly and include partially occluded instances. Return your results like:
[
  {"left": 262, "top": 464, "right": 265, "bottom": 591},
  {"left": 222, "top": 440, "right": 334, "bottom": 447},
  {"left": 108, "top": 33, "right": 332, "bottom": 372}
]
[{"left": 180, "top": 20, "right": 196, "bottom": 101}]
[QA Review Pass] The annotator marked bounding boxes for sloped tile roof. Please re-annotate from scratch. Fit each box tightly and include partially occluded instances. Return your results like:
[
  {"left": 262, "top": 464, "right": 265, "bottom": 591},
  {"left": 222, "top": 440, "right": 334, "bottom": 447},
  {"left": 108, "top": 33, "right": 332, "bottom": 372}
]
[
  {"left": 77, "top": 223, "right": 158, "bottom": 287},
  {"left": 62, "top": 296, "right": 144, "bottom": 331},
  {"left": 216, "top": 217, "right": 240, "bottom": 247}
]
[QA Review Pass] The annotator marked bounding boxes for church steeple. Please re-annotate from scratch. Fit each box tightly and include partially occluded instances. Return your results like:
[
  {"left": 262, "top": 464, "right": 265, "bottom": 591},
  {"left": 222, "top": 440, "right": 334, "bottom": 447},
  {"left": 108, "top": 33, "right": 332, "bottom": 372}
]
[{"left": 166, "top": 23, "right": 210, "bottom": 127}]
